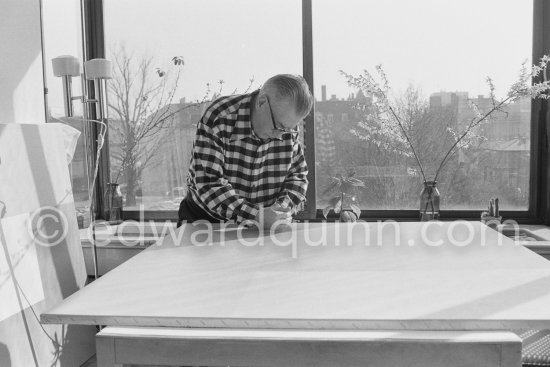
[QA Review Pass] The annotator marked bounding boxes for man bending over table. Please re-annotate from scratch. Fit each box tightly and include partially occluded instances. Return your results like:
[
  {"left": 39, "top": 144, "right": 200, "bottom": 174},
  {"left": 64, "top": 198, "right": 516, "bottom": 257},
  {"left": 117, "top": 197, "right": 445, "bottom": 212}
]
[{"left": 177, "top": 74, "right": 314, "bottom": 229}]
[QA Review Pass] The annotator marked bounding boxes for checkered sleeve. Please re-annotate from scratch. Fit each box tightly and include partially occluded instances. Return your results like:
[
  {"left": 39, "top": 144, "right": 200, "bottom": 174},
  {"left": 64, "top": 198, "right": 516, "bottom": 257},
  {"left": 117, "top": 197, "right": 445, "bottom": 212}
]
[
  {"left": 192, "top": 120, "right": 259, "bottom": 223},
  {"left": 277, "top": 139, "right": 308, "bottom": 211}
]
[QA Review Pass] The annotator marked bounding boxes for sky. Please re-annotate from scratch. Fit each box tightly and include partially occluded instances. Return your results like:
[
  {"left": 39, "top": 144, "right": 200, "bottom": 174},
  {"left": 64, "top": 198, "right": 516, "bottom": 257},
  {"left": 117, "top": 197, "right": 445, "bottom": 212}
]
[
  {"left": 104, "top": 0, "right": 533, "bottom": 101},
  {"left": 43, "top": 0, "right": 533, "bottom": 114}
]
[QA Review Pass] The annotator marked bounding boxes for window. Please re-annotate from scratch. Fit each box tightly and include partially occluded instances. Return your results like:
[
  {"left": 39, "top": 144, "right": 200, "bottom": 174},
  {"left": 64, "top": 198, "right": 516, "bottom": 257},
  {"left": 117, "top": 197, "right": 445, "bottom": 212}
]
[
  {"left": 313, "top": 0, "right": 533, "bottom": 213},
  {"left": 103, "top": 0, "right": 303, "bottom": 211},
  {"left": 82, "top": 0, "right": 548, "bottom": 222}
]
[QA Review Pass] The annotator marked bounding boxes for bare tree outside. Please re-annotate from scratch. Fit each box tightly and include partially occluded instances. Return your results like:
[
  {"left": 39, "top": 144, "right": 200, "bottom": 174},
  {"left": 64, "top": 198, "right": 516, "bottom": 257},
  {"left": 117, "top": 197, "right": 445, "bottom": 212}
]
[
  {"left": 107, "top": 45, "right": 188, "bottom": 206},
  {"left": 107, "top": 45, "right": 257, "bottom": 208}
]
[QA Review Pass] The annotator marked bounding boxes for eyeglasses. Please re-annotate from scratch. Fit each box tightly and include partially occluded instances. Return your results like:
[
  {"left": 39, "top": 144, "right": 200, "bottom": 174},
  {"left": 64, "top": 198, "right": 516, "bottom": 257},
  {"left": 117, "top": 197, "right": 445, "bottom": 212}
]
[{"left": 265, "top": 96, "right": 299, "bottom": 134}]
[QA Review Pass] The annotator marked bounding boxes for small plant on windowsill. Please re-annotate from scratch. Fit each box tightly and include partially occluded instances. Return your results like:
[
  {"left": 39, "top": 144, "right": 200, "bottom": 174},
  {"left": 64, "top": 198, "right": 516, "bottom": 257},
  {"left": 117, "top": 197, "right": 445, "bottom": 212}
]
[{"left": 321, "top": 170, "right": 364, "bottom": 222}]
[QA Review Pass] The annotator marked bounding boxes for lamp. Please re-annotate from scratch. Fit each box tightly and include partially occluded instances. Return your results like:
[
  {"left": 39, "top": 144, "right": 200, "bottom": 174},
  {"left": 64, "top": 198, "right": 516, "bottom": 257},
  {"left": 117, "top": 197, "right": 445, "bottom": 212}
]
[
  {"left": 51, "top": 55, "right": 112, "bottom": 281},
  {"left": 51, "top": 55, "right": 112, "bottom": 119}
]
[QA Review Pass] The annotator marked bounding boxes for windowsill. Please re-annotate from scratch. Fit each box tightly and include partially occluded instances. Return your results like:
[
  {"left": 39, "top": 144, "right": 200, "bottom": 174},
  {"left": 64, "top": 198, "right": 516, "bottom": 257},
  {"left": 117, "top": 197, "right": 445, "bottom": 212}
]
[
  {"left": 79, "top": 221, "right": 175, "bottom": 276},
  {"left": 512, "top": 225, "right": 550, "bottom": 259}
]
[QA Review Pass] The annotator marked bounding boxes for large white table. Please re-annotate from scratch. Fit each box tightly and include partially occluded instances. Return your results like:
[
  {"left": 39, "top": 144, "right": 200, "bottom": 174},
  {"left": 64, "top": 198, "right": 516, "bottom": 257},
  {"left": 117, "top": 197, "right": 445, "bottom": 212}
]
[{"left": 42, "top": 221, "right": 550, "bottom": 366}]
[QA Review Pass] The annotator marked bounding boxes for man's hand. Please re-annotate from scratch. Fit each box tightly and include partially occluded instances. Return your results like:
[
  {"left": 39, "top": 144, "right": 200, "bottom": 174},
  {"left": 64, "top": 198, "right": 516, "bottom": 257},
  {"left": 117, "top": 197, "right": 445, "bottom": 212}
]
[
  {"left": 271, "top": 201, "right": 290, "bottom": 213},
  {"left": 256, "top": 205, "right": 292, "bottom": 229}
]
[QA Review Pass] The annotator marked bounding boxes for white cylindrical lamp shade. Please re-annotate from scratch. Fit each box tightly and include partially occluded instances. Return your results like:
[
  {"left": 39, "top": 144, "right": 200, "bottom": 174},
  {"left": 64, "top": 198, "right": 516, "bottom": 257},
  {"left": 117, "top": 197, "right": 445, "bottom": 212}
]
[
  {"left": 84, "top": 58, "right": 112, "bottom": 79},
  {"left": 52, "top": 55, "right": 80, "bottom": 77}
]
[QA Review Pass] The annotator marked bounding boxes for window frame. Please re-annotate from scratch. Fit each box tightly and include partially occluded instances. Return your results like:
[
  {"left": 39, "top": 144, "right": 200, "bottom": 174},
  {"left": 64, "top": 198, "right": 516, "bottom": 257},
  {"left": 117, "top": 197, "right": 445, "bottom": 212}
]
[
  {"left": 82, "top": 0, "right": 550, "bottom": 224},
  {"left": 82, "top": 0, "right": 111, "bottom": 221}
]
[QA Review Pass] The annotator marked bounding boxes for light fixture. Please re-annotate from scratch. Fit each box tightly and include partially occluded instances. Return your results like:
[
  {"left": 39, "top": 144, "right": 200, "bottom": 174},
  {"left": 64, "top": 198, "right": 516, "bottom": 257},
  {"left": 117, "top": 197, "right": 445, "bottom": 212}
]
[
  {"left": 51, "top": 55, "right": 112, "bottom": 281},
  {"left": 51, "top": 55, "right": 112, "bottom": 119}
]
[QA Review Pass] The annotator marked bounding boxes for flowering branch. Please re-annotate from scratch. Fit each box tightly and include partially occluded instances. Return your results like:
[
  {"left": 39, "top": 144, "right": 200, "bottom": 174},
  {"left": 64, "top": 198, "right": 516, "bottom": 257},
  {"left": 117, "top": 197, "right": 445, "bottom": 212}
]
[
  {"left": 433, "top": 95, "right": 512, "bottom": 182},
  {"left": 341, "top": 56, "right": 550, "bottom": 185},
  {"left": 387, "top": 104, "right": 428, "bottom": 183},
  {"left": 434, "top": 57, "right": 550, "bottom": 181},
  {"left": 341, "top": 67, "right": 428, "bottom": 182}
]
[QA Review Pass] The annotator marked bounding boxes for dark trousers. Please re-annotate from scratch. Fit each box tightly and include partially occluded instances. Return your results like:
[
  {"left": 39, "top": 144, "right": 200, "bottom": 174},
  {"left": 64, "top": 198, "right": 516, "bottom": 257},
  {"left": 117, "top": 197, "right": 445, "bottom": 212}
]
[{"left": 177, "top": 193, "right": 222, "bottom": 227}]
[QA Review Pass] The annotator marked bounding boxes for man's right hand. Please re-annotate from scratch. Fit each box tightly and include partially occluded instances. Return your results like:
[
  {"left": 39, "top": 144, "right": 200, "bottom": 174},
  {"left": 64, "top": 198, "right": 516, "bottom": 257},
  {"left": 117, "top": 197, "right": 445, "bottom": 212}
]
[{"left": 256, "top": 205, "right": 292, "bottom": 229}]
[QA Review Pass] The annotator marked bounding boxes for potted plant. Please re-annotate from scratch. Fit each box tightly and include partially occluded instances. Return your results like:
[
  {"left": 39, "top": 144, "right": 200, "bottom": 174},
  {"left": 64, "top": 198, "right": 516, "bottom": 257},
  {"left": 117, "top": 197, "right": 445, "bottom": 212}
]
[{"left": 321, "top": 170, "right": 364, "bottom": 222}]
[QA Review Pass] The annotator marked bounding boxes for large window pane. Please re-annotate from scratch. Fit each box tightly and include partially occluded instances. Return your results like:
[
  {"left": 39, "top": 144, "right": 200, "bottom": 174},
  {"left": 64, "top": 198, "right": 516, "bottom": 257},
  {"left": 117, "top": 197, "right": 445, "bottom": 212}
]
[
  {"left": 104, "top": 0, "right": 302, "bottom": 211},
  {"left": 313, "top": 0, "right": 533, "bottom": 211}
]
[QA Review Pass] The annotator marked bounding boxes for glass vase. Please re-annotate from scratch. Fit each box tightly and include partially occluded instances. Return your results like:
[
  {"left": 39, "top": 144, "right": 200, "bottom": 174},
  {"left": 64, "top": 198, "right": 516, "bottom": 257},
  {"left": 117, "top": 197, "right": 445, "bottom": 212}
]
[
  {"left": 419, "top": 180, "right": 440, "bottom": 221},
  {"left": 104, "top": 183, "right": 123, "bottom": 222},
  {"left": 339, "top": 193, "right": 358, "bottom": 222}
]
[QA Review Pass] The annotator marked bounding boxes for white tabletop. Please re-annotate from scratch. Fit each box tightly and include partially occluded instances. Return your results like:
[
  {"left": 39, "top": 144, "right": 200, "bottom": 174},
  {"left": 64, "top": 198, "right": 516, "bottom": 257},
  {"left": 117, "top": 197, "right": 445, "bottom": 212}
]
[{"left": 42, "top": 221, "right": 550, "bottom": 330}]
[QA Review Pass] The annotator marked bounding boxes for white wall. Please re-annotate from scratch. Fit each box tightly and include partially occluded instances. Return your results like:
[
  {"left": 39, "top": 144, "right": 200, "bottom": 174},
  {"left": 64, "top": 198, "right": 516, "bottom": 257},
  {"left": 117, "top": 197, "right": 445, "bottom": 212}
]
[{"left": 0, "top": 0, "right": 46, "bottom": 124}]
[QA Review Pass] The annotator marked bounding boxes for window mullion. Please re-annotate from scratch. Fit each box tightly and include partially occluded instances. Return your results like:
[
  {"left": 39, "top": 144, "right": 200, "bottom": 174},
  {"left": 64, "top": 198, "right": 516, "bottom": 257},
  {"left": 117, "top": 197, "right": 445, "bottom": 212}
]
[
  {"left": 82, "top": 0, "right": 110, "bottom": 220},
  {"left": 297, "top": 0, "right": 317, "bottom": 220}
]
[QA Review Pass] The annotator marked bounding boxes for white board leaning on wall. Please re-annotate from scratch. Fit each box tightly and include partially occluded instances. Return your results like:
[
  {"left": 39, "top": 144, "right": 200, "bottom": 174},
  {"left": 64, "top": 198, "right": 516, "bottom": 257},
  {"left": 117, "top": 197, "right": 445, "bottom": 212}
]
[{"left": 0, "top": 122, "right": 95, "bottom": 367}]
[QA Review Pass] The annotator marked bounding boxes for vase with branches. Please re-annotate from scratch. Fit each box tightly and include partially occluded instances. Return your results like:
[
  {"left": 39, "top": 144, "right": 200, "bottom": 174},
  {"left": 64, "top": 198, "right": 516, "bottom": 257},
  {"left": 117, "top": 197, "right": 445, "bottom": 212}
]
[{"left": 341, "top": 56, "right": 550, "bottom": 219}]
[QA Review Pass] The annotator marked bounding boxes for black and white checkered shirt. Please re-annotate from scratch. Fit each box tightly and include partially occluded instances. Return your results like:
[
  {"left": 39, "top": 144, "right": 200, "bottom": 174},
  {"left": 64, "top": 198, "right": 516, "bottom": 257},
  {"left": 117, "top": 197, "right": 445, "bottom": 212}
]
[{"left": 186, "top": 90, "right": 308, "bottom": 223}]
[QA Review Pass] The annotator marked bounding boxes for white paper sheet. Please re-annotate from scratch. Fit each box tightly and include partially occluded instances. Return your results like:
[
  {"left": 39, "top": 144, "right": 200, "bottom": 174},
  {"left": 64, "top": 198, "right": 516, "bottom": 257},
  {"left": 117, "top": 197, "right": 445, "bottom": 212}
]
[{"left": 0, "top": 213, "right": 45, "bottom": 322}]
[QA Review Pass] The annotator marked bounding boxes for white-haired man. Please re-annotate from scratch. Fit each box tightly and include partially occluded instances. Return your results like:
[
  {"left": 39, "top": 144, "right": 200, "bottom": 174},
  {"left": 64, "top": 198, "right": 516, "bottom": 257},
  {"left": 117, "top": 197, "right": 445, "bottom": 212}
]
[{"left": 177, "top": 74, "right": 314, "bottom": 229}]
